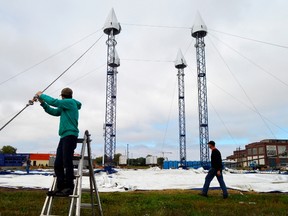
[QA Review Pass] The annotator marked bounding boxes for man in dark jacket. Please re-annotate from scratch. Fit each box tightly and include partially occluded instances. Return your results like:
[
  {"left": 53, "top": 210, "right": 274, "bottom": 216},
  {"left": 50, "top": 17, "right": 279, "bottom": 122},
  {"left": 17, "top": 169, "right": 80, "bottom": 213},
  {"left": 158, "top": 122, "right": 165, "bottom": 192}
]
[
  {"left": 200, "top": 140, "right": 228, "bottom": 198},
  {"left": 36, "top": 87, "right": 81, "bottom": 196}
]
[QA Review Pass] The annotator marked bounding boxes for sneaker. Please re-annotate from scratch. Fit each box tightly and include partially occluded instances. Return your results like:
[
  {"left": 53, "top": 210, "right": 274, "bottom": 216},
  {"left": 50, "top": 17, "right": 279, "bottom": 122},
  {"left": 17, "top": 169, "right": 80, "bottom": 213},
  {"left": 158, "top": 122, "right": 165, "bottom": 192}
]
[
  {"left": 198, "top": 193, "right": 208, "bottom": 197},
  {"left": 223, "top": 194, "right": 228, "bottom": 199}
]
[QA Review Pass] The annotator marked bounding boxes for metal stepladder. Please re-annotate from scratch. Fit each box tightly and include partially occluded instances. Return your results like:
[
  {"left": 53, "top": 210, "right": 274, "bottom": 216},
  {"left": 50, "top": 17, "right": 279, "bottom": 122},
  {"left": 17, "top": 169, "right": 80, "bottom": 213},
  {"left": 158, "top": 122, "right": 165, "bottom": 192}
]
[{"left": 40, "top": 130, "right": 103, "bottom": 216}]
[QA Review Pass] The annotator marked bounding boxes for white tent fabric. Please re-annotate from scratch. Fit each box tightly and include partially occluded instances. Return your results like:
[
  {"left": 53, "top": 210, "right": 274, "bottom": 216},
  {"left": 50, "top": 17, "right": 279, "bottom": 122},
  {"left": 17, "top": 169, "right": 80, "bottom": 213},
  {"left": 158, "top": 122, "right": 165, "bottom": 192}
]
[{"left": 0, "top": 168, "right": 288, "bottom": 193}]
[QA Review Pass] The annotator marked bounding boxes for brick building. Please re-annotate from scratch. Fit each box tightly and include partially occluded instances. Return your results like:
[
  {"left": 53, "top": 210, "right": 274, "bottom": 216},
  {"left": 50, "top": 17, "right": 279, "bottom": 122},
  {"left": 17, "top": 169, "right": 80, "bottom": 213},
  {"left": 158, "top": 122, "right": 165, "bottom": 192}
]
[{"left": 227, "top": 139, "right": 288, "bottom": 168}]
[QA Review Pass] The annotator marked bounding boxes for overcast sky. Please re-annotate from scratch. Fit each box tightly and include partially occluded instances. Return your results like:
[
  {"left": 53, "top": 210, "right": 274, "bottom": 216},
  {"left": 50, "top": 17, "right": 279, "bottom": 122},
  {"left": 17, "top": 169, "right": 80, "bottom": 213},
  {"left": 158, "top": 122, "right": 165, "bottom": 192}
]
[{"left": 1, "top": 0, "right": 288, "bottom": 160}]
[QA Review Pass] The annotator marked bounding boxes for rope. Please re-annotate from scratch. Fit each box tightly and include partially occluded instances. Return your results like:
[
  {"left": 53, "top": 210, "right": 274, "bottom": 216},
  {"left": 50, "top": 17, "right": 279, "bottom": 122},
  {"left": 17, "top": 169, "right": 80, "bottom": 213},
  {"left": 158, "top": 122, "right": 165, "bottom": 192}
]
[
  {"left": 0, "top": 29, "right": 103, "bottom": 87},
  {"left": 0, "top": 34, "right": 104, "bottom": 132}
]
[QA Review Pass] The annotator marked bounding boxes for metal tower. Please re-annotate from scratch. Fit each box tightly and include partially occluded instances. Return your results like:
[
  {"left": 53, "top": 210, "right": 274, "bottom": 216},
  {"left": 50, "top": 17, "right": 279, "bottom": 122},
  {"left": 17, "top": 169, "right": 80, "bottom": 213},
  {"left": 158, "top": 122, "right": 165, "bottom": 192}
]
[
  {"left": 175, "top": 49, "right": 187, "bottom": 167},
  {"left": 103, "top": 8, "right": 121, "bottom": 165},
  {"left": 112, "top": 50, "right": 120, "bottom": 157},
  {"left": 191, "top": 13, "right": 210, "bottom": 168}
]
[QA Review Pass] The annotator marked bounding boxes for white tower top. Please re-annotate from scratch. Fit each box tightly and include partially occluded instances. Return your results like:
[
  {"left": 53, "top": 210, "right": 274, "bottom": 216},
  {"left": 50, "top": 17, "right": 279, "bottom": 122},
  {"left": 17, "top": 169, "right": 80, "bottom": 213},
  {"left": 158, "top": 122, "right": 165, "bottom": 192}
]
[
  {"left": 191, "top": 12, "right": 207, "bottom": 38},
  {"left": 103, "top": 8, "right": 121, "bottom": 35},
  {"left": 108, "top": 48, "right": 120, "bottom": 67},
  {"left": 175, "top": 49, "right": 187, "bottom": 69}
]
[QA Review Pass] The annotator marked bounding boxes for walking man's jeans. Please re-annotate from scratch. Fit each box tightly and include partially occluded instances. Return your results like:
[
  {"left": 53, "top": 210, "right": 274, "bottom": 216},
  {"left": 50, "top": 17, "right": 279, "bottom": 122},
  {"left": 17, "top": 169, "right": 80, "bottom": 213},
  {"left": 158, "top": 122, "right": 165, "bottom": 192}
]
[
  {"left": 54, "top": 135, "right": 77, "bottom": 191},
  {"left": 202, "top": 168, "right": 228, "bottom": 196}
]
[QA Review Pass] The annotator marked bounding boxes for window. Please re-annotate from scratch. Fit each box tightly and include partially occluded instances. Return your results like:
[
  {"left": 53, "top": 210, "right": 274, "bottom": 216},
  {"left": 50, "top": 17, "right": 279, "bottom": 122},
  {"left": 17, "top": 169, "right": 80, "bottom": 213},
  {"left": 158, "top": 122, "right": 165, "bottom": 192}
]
[
  {"left": 267, "top": 145, "right": 276, "bottom": 156},
  {"left": 253, "top": 148, "right": 257, "bottom": 155},
  {"left": 258, "top": 147, "right": 264, "bottom": 155}
]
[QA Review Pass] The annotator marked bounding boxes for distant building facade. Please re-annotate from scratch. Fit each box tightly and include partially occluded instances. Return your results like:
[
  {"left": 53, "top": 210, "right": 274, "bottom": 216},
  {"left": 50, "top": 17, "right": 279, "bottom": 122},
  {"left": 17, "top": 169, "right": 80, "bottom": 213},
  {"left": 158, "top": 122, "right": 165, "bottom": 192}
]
[
  {"left": 30, "top": 153, "right": 52, "bottom": 167},
  {"left": 0, "top": 153, "right": 53, "bottom": 167},
  {"left": 227, "top": 139, "right": 288, "bottom": 168}
]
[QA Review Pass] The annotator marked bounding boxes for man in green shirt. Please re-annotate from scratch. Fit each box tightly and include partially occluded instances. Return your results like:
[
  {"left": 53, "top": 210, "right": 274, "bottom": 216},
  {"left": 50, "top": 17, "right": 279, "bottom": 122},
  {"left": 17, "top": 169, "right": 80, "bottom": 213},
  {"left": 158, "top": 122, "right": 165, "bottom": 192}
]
[{"left": 36, "top": 87, "right": 81, "bottom": 196}]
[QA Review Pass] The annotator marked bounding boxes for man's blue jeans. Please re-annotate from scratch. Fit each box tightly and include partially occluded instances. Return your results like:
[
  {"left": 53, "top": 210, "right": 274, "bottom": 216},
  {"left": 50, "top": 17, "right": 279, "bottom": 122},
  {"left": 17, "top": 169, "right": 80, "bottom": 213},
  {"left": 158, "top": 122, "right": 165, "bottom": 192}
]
[
  {"left": 202, "top": 168, "right": 228, "bottom": 196},
  {"left": 54, "top": 135, "right": 77, "bottom": 190}
]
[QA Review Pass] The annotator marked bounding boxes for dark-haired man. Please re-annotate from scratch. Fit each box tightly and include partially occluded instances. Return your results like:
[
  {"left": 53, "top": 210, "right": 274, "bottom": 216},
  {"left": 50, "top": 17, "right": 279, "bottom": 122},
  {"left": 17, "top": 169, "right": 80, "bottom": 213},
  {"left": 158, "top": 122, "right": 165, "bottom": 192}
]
[
  {"left": 36, "top": 87, "right": 81, "bottom": 196},
  {"left": 199, "top": 140, "right": 228, "bottom": 199}
]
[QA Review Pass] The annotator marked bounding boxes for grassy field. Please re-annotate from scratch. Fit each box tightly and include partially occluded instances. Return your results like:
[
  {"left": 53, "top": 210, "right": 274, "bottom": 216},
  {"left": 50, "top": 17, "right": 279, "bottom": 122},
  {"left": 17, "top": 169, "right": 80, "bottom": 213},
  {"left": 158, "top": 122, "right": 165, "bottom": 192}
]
[{"left": 0, "top": 188, "right": 287, "bottom": 216}]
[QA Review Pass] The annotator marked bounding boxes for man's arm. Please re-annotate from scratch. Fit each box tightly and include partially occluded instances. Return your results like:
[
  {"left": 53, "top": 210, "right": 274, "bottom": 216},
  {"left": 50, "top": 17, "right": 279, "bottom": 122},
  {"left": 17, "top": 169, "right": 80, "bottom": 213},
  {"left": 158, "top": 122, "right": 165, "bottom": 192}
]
[
  {"left": 40, "top": 101, "right": 62, "bottom": 116},
  {"left": 38, "top": 93, "right": 62, "bottom": 108}
]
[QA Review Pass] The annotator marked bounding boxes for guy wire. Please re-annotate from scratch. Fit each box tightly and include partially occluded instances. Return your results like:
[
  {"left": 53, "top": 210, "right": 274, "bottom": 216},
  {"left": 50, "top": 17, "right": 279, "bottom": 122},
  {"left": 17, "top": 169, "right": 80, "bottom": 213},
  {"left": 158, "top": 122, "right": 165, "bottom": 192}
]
[{"left": 0, "top": 34, "right": 104, "bottom": 131}]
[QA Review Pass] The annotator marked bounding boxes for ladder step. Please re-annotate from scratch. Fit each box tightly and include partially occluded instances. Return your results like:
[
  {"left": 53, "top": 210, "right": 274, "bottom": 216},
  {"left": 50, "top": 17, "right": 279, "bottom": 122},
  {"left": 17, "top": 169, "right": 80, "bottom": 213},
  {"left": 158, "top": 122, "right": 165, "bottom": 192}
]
[
  {"left": 77, "top": 138, "right": 84, "bottom": 143},
  {"left": 73, "top": 155, "right": 82, "bottom": 160},
  {"left": 69, "top": 195, "right": 80, "bottom": 198},
  {"left": 80, "top": 203, "right": 98, "bottom": 209},
  {"left": 82, "top": 188, "right": 96, "bottom": 192},
  {"left": 40, "top": 215, "right": 59, "bottom": 216}
]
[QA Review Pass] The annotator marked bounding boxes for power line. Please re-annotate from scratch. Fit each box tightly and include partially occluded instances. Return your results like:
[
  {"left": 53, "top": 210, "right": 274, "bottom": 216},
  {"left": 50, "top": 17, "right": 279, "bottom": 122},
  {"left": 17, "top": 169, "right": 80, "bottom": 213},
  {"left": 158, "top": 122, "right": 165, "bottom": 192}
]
[{"left": 0, "top": 28, "right": 103, "bottom": 87}]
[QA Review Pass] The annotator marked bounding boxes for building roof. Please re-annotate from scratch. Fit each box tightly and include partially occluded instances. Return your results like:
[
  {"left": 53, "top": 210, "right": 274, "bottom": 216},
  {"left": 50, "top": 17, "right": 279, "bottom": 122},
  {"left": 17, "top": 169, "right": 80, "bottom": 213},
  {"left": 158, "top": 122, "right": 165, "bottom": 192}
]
[{"left": 29, "top": 153, "right": 51, "bottom": 160}]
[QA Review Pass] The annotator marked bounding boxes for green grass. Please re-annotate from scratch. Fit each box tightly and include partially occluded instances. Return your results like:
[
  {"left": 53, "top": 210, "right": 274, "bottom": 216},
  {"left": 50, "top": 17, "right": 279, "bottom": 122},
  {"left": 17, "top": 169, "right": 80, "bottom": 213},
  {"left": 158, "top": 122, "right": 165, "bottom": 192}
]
[{"left": 0, "top": 188, "right": 287, "bottom": 216}]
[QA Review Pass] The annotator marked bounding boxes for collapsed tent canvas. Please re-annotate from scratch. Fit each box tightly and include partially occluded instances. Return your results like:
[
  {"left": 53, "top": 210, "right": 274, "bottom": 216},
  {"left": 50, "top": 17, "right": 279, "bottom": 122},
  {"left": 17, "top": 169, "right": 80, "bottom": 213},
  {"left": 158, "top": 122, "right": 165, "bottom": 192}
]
[{"left": 0, "top": 168, "right": 288, "bottom": 193}]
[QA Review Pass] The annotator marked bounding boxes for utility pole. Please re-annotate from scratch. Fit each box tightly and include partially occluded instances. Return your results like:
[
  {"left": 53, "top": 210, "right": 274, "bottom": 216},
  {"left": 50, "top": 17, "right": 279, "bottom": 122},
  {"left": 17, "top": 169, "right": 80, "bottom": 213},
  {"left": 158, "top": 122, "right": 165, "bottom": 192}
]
[
  {"left": 160, "top": 152, "right": 172, "bottom": 161},
  {"left": 192, "top": 13, "right": 210, "bottom": 168},
  {"left": 175, "top": 49, "right": 187, "bottom": 168},
  {"left": 127, "top": 144, "right": 129, "bottom": 166},
  {"left": 103, "top": 8, "right": 121, "bottom": 166}
]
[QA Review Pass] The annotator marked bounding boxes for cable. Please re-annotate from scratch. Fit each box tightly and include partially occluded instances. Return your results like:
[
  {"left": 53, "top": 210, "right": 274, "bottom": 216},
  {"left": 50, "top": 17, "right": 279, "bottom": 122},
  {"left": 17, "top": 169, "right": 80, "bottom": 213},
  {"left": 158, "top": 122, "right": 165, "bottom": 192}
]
[
  {"left": 184, "top": 39, "right": 194, "bottom": 56},
  {"left": 209, "top": 100, "right": 238, "bottom": 146},
  {"left": 123, "top": 22, "right": 288, "bottom": 49},
  {"left": 209, "top": 28, "right": 288, "bottom": 49},
  {"left": 0, "top": 28, "right": 103, "bottom": 87},
  {"left": 0, "top": 34, "right": 104, "bottom": 132},
  {"left": 207, "top": 35, "right": 288, "bottom": 135},
  {"left": 209, "top": 33, "right": 288, "bottom": 88},
  {"left": 123, "top": 22, "right": 288, "bottom": 50},
  {"left": 206, "top": 74, "right": 288, "bottom": 135},
  {"left": 122, "top": 23, "right": 190, "bottom": 30},
  {"left": 161, "top": 76, "right": 177, "bottom": 152},
  {"left": 121, "top": 58, "right": 173, "bottom": 63},
  {"left": 42, "top": 34, "right": 104, "bottom": 92},
  {"left": 49, "top": 63, "right": 106, "bottom": 95},
  {"left": 207, "top": 36, "right": 276, "bottom": 139}
]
